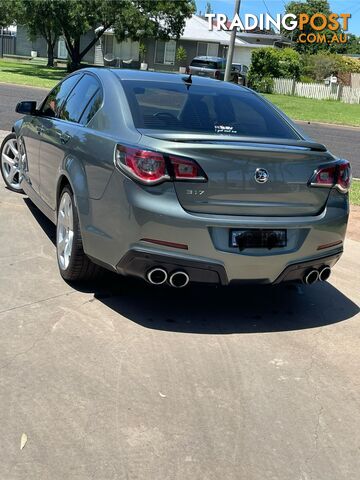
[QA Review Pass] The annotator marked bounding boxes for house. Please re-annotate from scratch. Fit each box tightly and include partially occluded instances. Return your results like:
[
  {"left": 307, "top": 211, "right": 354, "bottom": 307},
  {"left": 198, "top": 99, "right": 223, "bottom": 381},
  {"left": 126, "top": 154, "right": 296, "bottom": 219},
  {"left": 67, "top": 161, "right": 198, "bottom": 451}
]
[
  {"left": 15, "top": 25, "right": 96, "bottom": 64},
  {"left": 13, "top": 15, "right": 288, "bottom": 70},
  {"left": 101, "top": 16, "right": 279, "bottom": 70}
]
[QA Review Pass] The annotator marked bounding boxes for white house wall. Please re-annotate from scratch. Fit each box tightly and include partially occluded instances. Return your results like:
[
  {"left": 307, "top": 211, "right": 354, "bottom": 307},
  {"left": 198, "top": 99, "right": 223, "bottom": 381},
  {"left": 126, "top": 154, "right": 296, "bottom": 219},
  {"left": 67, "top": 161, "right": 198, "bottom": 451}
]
[{"left": 232, "top": 47, "right": 254, "bottom": 67}]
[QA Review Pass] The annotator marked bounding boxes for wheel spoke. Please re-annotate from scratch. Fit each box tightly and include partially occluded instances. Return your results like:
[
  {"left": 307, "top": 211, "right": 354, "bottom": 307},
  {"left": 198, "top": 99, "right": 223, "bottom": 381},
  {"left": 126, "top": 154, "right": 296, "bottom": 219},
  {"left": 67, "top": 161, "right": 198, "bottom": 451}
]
[
  {"left": 2, "top": 153, "right": 15, "bottom": 166},
  {"left": 8, "top": 140, "right": 18, "bottom": 157},
  {"left": 7, "top": 165, "right": 17, "bottom": 184}
]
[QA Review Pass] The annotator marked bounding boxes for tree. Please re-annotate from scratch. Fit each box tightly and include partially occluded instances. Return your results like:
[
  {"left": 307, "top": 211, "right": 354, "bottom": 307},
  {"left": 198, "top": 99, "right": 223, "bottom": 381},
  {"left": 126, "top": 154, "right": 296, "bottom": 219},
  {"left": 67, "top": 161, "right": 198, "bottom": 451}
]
[
  {"left": 54, "top": 0, "right": 195, "bottom": 70},
  {"left": 21, "top": 0, "right": 62, "bottom": 67},
  {"left": 0, "top": 0, "right": 21, "bottom": 27},
  {"left": 345, "top": 34, "right": 360, "bottom": 55},
  {"left": 283, "top": 0, "right": 342, "bottom": 54}
]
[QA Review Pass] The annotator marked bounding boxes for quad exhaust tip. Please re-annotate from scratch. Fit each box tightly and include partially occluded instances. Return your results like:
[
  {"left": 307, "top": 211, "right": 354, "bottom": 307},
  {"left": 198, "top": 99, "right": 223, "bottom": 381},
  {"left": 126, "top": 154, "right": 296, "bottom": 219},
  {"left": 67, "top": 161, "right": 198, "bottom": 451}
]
[
  {"left": 304, "top": 269, "right": 319, "bottom": 285},
  {"left": 147, "top": 267, "right": 168, "bottom": 285},
  {"left": 303, "top": 266, "right": 331, "bottom": 285},
  {"left": 169, "top": 271, "right": 190, "bottom": 288},
  {"left": 319, "top": 266, "right": 331, "bottom": 282}
]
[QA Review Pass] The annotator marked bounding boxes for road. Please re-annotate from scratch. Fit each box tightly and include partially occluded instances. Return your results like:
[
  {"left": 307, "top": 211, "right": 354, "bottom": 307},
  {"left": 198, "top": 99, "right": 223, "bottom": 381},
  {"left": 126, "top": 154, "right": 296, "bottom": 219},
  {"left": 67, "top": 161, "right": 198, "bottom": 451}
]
[
  {"left": 0, "top": 83, "right": 359, "bottom": 177},
  {"left": 0, "top": 128, "right": 360, "bottom": 478}
]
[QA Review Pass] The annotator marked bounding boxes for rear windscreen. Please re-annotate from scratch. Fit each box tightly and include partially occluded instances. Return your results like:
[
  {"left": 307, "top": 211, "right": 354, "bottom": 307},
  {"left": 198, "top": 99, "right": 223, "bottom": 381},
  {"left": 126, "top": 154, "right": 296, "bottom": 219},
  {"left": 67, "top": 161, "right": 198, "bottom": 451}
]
[
  {"left": 122, "top": 81, "right": 299, "bottom": 139},
  {"left": 190, "top": 60, "right": 220, "bottom": 69}
]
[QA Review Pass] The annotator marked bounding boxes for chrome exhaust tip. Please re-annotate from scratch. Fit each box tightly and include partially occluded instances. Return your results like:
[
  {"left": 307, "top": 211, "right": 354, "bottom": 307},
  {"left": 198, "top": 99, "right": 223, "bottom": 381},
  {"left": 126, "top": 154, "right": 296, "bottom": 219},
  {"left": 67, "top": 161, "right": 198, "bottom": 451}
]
[
  {"left": 304, "top": 269, "right": 319, "bottom": 285},
  {"left": 146, "top": 267, "right": 168, "bottom": 285},
  {"left": 319, "top": 266, "right": 331, "bottom": 282},
  {"left": 169, "top": 271, "right": 190, "bottom": 288}
]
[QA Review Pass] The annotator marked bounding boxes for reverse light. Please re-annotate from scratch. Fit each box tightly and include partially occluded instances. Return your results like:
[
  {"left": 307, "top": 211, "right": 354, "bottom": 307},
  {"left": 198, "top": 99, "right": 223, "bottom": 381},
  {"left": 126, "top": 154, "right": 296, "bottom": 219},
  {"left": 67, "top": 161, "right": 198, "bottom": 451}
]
[
  {"left": 169, "top": 155, "right": 205, "bottom": 180},
  {"left": 309, "top": 160, "right": 351, "bottom": 193},
  {"left": 115, "top": 145, "right": 206, "bottom": 185}
]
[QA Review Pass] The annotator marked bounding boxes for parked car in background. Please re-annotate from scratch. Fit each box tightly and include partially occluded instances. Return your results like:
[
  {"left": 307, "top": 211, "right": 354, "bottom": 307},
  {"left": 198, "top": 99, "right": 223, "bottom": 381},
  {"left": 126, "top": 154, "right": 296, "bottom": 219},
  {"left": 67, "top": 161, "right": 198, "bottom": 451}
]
[
  {"left": 2, "top": 69, "right": 351, "bottom": 288},
  {"left": 187, "top": 56, "right": 248, "bottom": 84},
  {"left": 231, "top": 63, "right": 249, "bottom": 85}
]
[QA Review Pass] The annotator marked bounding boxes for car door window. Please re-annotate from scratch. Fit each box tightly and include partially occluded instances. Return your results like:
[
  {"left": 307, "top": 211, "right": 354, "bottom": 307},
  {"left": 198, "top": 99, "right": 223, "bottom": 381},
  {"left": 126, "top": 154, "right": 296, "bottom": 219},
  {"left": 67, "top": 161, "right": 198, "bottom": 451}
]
[
  {"left": 40, "top": 74, "right": 81, "bottom": 118},
  {"left": 79, "top": 89, "right": 103, "bottom": 125},
  {"left": 59, "top": 74, "right": 101, "bottom": 123}
]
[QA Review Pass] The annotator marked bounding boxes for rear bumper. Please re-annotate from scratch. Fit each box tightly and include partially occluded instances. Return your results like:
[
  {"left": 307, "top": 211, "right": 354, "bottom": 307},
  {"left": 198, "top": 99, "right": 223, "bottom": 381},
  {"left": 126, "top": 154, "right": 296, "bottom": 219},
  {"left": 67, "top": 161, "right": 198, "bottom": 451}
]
[
  {"left": 83, "top": 174, "right": 349, "bottom": 284},
  {"left": 116, "top": 249, "right": 342, "bottom": 286}
]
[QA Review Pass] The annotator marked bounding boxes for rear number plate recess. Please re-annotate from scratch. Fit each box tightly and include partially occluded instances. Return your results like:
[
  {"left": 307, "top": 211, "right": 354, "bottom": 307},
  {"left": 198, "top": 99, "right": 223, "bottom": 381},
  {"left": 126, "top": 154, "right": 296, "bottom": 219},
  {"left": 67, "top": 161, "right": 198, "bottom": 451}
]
[{"left": 230, "top": 229, "right": 287, "bottom": 250}]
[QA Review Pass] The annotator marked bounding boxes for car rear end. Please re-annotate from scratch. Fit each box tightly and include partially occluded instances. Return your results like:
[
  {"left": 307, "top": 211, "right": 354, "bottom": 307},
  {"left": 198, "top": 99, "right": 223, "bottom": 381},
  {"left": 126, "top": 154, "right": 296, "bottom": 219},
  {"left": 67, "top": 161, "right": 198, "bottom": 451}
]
[
  {"left": 188, "top": 56, "right": 225, "bottom": 80},
  {"left": 109, "top": 73, "right": 350, "bottom": 287}
]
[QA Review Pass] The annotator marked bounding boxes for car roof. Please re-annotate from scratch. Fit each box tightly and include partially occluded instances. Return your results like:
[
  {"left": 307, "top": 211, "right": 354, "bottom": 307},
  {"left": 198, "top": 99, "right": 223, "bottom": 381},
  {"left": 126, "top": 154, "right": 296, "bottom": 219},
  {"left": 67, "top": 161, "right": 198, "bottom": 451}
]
[{"left": 92, "top": 67, "right": 249, "bottom": 91}]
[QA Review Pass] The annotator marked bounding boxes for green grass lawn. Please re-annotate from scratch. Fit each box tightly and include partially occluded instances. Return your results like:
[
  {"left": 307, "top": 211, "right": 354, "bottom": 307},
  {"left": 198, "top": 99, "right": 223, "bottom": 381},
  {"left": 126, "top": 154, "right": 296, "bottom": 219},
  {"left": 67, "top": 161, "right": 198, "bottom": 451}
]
[
  {"left": 350, "top": 180, "right": 360, "bottom": 206},
  {"left": 0, "top": 60, "right": 67, "bottom": 89},
  {"left": 263, "top": 93, "right": 360, "bottom": 127}
]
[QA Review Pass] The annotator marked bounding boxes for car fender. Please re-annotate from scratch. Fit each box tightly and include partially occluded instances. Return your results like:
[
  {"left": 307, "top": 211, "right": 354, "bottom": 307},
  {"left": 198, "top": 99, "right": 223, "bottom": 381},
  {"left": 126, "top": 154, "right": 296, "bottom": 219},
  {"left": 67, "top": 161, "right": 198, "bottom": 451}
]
[
  {"left": 57, "top": 154, "right": 90, "bottom": 217},
  {"left": 12, "top": 118, "right": 24, "bottom": 136}
]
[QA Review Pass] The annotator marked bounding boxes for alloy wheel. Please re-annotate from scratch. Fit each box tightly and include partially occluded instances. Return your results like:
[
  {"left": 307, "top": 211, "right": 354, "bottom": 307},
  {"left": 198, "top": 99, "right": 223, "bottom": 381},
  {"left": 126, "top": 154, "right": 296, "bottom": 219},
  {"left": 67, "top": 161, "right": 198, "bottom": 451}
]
[
  {"left": 57, "top": 192, "right": 74, "bottom": 271},
  {"left": 1, "top": 137, "right": 22, "bottom": 190}
]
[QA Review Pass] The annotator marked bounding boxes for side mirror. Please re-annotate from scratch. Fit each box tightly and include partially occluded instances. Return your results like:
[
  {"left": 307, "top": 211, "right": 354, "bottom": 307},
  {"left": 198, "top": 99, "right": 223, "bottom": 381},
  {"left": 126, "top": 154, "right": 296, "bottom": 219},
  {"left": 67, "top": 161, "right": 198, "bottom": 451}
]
[{"left": 15, "top": 101, "right": 37, "bottom": 115}]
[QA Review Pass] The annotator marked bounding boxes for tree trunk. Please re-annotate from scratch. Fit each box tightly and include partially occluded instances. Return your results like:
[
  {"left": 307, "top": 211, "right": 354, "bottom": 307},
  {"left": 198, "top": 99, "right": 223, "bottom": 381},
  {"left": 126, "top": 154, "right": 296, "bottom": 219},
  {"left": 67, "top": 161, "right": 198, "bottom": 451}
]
[
  {"left": 68, "top": 37, "right": 81, "bottom": 71},
  {"left": 47, "top": 41, "right": 55, "bottom": 67},
  {"left": 64, "top": 26, "right": 110, "bottom": 72}
]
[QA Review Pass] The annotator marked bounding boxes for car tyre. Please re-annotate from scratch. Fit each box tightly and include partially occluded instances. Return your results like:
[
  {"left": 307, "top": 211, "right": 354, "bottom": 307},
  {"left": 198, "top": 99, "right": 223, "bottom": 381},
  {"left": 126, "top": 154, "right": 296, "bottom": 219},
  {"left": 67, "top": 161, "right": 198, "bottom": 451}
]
[
  {"left": 0, "top": 133, "right": 24, "bottom": 193},
  {"left": 56, "top": 186, "right": 102, "bottom": 281}
]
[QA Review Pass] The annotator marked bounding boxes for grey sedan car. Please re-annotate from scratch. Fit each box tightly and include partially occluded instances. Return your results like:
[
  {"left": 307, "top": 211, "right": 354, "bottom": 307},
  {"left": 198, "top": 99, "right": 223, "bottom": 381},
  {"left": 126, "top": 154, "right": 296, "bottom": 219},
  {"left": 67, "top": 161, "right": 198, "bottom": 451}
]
[{"left": 1, "top": 69, "right": 351, "bottom": 287}]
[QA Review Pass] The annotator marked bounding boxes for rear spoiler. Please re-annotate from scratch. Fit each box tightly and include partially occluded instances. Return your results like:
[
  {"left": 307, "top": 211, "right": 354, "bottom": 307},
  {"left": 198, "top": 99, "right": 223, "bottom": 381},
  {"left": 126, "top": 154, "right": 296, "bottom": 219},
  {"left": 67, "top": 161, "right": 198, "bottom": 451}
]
[{"left": 139, "top": 131, "right": 327, "bottom": 152}]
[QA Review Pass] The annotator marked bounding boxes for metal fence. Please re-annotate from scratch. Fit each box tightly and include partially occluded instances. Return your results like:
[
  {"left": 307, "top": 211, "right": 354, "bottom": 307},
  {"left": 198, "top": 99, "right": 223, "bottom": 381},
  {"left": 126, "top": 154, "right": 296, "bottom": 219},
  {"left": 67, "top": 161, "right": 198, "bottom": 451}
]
[
  {"left": 273, "top": 77, "right": 360, "bottom": 104},
  {"left": 0, "top": 34, "right": 16, "bottom": 57}
]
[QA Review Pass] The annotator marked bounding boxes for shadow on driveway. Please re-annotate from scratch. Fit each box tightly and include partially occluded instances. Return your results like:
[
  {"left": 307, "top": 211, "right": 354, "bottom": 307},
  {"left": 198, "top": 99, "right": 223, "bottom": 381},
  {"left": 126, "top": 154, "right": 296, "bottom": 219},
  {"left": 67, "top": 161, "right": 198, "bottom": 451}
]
[{"left": 24, "top": 198, "right": 359, "bottom": 334}]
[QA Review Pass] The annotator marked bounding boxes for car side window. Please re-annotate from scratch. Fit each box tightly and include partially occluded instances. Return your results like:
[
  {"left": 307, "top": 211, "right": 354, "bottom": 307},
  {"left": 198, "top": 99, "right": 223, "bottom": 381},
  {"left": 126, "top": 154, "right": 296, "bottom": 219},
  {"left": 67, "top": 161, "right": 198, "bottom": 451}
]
[
  {"left": 59, "top": 74, "right": 101, "bottom": 123},
  {"left": 79, "top": 89, "right": 103, "bottom": 125},
  {"left": 41, "top": 74, "right": 81, "bottom": 118}
]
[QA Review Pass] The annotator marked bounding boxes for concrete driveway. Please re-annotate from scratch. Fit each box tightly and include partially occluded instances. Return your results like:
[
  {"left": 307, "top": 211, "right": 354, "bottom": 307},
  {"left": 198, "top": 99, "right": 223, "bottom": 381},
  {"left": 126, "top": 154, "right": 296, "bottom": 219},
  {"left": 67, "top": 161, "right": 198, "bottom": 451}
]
[{"left": 0, "top": 132, "right": 360, "bottom": 478}]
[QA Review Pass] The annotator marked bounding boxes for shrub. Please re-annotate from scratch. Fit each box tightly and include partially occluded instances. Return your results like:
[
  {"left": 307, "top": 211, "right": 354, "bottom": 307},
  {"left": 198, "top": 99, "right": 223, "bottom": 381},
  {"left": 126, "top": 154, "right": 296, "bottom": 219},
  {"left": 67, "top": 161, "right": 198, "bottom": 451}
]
[
  {"left": 139, "top": 43, "right": 146, "bottom": 63},
  {"left": 248, "top": 75, "right": 274, "bottom": 93},
  {"left": 176, "top": 46, "right": 187, "bottom": 66},
  {"left": 248, "top": 47, "right": 301, "bottom": 84},
  {"left": 299, "top": 75, "right": 313, "bottom": 83},
  {"left": 301, "top": 53, "right": 360, "bottom": 81}
]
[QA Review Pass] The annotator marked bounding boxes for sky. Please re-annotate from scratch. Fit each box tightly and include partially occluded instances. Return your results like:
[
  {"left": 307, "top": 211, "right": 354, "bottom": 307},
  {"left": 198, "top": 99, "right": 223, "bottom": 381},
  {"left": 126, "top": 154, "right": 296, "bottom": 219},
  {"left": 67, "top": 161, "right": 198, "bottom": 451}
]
[{"left": 195, "top": 0, "right": 360, "bottom": 35}]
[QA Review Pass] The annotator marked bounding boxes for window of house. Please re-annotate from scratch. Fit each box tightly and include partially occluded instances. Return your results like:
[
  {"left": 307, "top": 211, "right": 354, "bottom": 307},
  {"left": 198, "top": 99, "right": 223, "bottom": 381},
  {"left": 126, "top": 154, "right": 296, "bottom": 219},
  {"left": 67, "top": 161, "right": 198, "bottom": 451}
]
[
  {"left": 155, "top": 40, "right": 176, "bottom": 65},
  {"left": 103, "top": 35, "right": 114, "bottom": 55},
  {"left": 197, "top": 42, "right": 219, "bottom": 57}
]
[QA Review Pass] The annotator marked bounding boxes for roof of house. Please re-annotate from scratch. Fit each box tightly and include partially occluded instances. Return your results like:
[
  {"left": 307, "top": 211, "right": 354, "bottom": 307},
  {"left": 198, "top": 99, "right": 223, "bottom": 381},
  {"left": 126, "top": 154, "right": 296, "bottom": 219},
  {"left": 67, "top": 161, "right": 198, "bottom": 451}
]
[
  {"left": 180, "top": 15, "right": 245, "bottom": 46},
  {"left": 100, "top": 15, "right": 279, "bottom": 49},
  {"left": 101, "top": 16, "right": 247, "bottom": 46}
]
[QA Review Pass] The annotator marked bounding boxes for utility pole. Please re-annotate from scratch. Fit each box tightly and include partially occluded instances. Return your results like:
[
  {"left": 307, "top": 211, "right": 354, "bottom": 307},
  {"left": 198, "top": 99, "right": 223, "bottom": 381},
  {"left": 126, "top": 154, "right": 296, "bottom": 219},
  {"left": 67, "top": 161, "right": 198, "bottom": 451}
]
[{"left": 224, "top": 0, "right": 241, "bottom": 82}]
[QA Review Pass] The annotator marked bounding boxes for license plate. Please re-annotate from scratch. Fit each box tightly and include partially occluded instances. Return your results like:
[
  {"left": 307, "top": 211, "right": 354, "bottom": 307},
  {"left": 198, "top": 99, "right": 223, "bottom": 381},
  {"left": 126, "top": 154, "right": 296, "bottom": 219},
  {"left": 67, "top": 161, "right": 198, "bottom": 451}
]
[{"left": 230, "top": 229, "right": 287, "bottom": 250}]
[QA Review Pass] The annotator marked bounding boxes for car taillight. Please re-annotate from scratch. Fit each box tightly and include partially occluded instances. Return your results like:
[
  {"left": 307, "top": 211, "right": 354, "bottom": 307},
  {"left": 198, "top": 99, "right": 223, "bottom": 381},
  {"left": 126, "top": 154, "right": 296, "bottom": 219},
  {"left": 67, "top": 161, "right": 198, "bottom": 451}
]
[
  {"left": 115, "top": 145, "right": 207, "bottom": 185},
  {"left": 214, "top": 70, "right": 220, "bottom": 80},
  {"left": 309, "top": 160, "right": 351, "bottom": 193},
  {"left": 337, "top": 161, "right": 352, "bottom": 192},
  {"left": 115, "top": 145, "right": 169, "bottom": 184}
]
